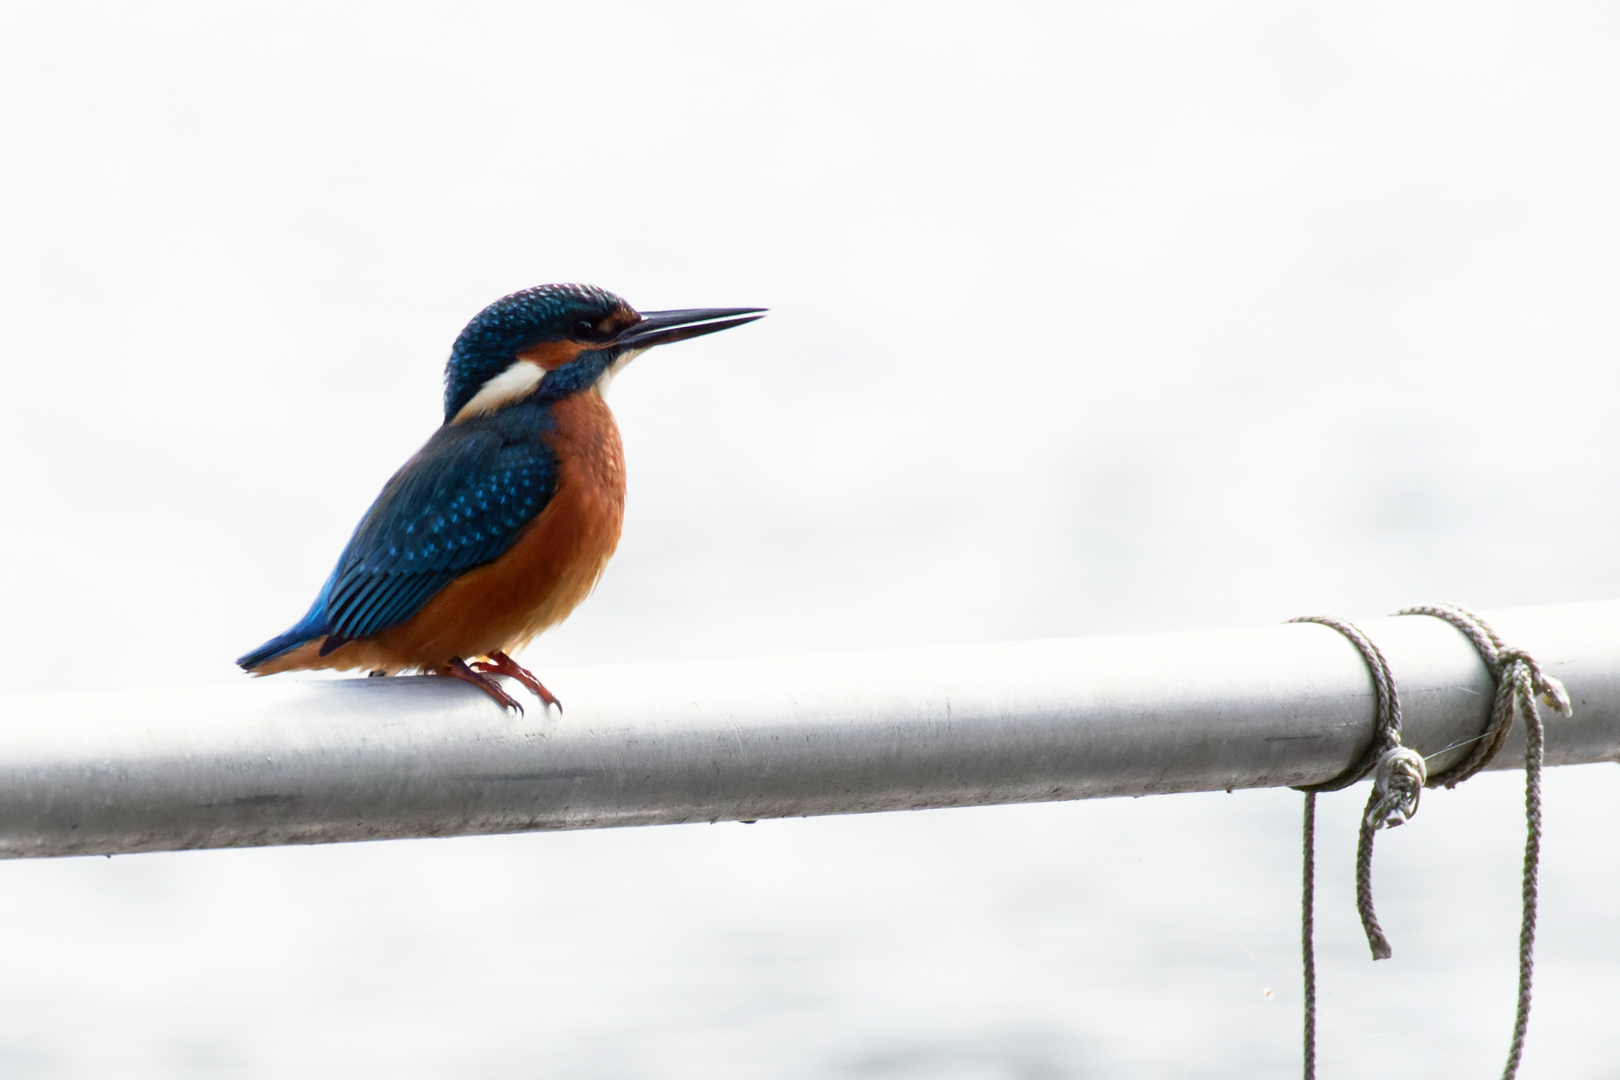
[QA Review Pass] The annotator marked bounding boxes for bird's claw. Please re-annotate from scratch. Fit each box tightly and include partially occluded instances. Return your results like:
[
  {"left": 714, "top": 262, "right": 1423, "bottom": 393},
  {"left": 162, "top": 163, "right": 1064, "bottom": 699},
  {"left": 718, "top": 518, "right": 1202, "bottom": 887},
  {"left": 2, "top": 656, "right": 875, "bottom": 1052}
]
[
  {"left": 472, "top": 651, "right": 563, "bottom": 712},
  {"left": 441, "top": 657, "right": 525, "bottom": 715}
]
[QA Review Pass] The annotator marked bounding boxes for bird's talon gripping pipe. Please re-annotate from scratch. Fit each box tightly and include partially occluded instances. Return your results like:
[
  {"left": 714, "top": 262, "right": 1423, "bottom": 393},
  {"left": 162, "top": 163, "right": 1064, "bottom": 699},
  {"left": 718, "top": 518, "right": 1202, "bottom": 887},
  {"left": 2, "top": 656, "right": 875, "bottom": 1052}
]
[
  {"left": 473, "top": 651, "right": 562, "bottom": 712},
  {"left": 441, "top": 657, "right": 524, "bottom": 714}
]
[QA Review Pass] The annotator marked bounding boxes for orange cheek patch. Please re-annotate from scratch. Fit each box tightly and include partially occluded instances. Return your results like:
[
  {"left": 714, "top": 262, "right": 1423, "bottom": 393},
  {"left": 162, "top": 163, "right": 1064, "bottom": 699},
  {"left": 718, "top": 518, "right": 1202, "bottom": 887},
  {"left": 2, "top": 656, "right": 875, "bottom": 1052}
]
[{"left": 516, "top": 340, "right": 589, "bottom": 371}]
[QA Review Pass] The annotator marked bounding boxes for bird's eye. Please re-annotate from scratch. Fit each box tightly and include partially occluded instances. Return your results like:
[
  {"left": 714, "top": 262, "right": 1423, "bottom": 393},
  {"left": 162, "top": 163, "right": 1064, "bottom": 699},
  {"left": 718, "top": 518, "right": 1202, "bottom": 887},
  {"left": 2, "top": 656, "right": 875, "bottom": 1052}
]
[{"left": 572, "top": 320, "right": 598, "bottom": 339}]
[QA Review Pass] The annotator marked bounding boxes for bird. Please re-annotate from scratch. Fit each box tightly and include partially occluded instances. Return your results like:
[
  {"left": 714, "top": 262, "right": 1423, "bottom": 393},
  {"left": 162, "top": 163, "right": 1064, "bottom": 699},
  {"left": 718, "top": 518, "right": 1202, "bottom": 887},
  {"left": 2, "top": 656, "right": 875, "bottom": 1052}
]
[{"left": 237, "top": 283, "right": 763, "bottom": 712}]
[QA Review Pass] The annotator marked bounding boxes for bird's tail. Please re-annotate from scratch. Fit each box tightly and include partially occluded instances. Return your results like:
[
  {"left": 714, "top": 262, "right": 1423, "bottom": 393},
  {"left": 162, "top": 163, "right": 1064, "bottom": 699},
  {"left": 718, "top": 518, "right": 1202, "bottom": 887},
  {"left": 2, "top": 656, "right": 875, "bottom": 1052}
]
[
  {"left": 238, "top": 563, "right": 345, "bottom": 672},
  {"left": 236, "top": 618, "right": 323, "bottom": 671}
]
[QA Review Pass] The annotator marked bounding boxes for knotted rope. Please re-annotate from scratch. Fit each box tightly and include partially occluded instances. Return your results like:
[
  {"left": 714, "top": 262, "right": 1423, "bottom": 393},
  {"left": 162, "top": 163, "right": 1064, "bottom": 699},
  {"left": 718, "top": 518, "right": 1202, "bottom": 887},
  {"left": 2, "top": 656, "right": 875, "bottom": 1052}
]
[{"left": 1291, "top": 604, "right": 1571, "bottom": 1080}]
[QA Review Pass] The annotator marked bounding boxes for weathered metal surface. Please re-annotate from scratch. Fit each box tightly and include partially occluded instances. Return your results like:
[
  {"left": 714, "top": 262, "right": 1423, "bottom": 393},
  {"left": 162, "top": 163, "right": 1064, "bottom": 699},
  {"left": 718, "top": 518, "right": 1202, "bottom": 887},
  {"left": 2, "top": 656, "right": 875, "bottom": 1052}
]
[{"left": 0, "top": 602, "right": 1615, "bottom": 857}]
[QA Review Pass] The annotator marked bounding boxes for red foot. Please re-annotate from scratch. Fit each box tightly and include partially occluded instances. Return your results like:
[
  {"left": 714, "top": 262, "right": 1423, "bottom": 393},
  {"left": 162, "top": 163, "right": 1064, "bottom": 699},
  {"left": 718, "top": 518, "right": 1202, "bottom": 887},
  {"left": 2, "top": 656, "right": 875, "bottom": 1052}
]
[
  {"left": 473, "top": 651, "right": 563, "bottom": 712},
  {"left": 440, "top": 657, "right": 524, "bottom": 714}
]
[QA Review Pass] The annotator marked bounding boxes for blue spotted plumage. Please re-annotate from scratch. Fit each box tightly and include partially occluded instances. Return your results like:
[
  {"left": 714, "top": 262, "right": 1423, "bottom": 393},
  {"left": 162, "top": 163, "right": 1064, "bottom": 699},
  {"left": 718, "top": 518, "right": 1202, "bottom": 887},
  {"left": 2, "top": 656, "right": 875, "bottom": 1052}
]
[
  {"left": 239, "top": 402, "right": 561, "bottom": 667},
  {"left": 238, "top": 283, "right": 764, "bottom": 712}
]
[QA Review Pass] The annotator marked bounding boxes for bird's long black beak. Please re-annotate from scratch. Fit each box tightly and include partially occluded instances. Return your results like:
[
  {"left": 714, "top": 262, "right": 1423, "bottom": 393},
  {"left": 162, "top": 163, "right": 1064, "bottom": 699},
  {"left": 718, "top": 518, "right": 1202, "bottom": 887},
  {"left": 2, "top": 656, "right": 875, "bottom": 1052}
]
[{"left": 614, "top": 307, "right": 766, "bottom": 350}]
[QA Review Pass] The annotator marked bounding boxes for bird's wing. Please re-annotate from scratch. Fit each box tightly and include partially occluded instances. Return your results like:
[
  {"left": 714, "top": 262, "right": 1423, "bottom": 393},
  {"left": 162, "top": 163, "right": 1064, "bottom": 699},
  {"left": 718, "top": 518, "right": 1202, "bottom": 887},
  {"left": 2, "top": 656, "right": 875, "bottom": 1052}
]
[{"left": 316, "top": 424, "right": 558, "bottom": 643}]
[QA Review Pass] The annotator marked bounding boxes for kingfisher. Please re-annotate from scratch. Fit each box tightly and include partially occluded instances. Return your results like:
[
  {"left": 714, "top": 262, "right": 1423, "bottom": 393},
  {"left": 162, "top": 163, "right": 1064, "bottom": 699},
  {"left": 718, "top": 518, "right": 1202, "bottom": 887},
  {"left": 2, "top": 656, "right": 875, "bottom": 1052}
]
[{"left": 237, "top": 284, "right": 763, "bottom": 712}]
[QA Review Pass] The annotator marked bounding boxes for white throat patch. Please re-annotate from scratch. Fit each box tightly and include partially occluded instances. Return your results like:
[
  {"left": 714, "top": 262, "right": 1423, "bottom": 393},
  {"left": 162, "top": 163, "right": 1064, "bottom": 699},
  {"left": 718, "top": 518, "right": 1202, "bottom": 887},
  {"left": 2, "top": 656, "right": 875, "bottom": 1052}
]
[
  {"left": 594, "top": 347, "right": 647, "bottom": 399},
  {"left": 453, "top": 360, "right": 544, "bottom": 423}
]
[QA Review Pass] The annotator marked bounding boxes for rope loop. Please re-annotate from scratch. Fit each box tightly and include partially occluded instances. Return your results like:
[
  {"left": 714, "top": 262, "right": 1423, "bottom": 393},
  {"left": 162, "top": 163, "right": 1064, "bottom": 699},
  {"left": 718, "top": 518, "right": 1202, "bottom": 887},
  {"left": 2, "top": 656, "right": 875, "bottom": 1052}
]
[
  {"left": 1403, "top": 607, "right": 1571, "bottom": 790},
  {"left": 1288, "top": 614, "right": 1402, "bottom": 793}
]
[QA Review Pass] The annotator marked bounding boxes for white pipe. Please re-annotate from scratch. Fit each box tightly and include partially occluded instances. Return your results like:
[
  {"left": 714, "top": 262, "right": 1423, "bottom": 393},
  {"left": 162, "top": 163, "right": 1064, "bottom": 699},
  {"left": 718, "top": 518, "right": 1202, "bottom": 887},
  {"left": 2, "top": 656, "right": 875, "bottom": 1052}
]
[{"left": 0, "top": 601, "right": 1615, "bottom": 858}]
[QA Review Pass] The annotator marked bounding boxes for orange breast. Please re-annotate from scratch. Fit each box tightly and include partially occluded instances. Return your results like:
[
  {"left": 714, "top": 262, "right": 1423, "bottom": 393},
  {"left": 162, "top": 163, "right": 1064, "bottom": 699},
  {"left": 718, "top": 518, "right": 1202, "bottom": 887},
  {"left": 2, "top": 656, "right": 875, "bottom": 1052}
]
[{"left": 264, "top": 388, "right": 627, "bottom": 675}]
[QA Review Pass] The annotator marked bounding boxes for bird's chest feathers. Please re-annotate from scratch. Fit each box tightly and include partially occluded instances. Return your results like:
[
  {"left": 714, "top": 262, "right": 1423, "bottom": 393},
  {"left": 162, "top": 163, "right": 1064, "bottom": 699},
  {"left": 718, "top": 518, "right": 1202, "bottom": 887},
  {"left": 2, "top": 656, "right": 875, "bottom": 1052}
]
[
  {"left": 464, "top": 388, "right": 624, "bottom": 644},
  {"left": 545, "top": 389, "right": 626, "bottom": 525}
]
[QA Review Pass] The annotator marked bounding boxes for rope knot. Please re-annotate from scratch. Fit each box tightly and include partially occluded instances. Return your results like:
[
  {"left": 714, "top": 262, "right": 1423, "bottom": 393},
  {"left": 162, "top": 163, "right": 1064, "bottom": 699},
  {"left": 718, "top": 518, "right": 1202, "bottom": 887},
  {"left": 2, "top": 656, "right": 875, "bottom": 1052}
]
[
  {"left": 1365, "top": 745, "right": 1427, "bottom": 830},
  {"left": 1497, "top": 648, "right": 1573, "bottom": 717}
]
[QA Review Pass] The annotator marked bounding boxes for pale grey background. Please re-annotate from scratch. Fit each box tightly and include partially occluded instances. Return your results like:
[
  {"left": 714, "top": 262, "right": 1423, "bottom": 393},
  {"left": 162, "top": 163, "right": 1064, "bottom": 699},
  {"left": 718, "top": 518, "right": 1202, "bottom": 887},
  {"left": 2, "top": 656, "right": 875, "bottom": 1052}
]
[{"left": 0, "top": 2, "right": 1617, "bottom": 1077}]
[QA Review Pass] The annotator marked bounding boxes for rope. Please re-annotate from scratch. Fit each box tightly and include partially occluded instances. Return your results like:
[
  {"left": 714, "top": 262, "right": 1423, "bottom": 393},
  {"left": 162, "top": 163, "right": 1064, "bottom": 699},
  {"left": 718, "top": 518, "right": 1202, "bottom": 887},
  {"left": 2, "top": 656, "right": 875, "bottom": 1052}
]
[
  {"left": 1288, "top": 616, "right": 1405, "bottom": 960},
  {"left": 1290, "top": 605, "right": 1571, "bottom": 1080},
  {"left": 1396, "top": 604, "right": 1569, "bottom": 1078},
  {"left": 1301, "top": 791, "right": 1317, "bottom": 1079}
]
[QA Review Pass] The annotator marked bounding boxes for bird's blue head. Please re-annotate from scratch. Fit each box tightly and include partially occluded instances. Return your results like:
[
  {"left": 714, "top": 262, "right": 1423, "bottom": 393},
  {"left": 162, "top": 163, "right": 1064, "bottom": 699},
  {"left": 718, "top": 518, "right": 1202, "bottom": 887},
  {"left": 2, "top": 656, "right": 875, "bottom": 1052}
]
[{"left": 442, "top": 284, "right": 764, "bottom": 424}]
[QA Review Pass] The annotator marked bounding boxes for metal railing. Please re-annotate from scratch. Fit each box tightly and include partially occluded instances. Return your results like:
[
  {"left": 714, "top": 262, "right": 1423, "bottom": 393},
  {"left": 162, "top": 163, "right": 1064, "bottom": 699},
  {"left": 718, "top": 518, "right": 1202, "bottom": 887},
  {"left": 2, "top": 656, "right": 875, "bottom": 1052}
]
[{"left": 0, "top": 601, "right": 1615, "bottom": 858}]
